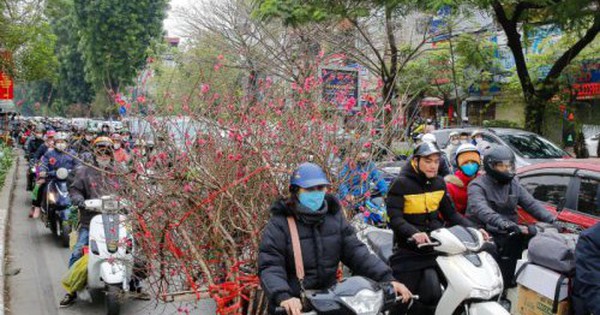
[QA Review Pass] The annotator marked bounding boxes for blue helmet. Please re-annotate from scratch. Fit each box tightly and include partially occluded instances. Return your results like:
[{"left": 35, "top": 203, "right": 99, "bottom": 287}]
[{"left": 290, "top": 162, "right": 330, "bottom": 188}]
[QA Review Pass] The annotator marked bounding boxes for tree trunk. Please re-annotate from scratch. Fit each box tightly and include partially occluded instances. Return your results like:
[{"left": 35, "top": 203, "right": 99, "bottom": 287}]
[{"left": 524, "top": 93, "right": 545, "bottom": 135}]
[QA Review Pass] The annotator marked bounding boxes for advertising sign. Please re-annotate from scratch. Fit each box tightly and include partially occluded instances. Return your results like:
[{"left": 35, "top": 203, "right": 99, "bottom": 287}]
[{"left": 321, "top": 67, "right": 359, "bottom": 109}]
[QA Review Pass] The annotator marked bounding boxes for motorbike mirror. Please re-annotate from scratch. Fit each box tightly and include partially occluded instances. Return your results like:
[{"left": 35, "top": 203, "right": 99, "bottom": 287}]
[
  {"left": 84, "top": 199, "right": 102, "bottom": 209},
  {"left": 56, "top": 168, "right": 69, "bottom": 180}
]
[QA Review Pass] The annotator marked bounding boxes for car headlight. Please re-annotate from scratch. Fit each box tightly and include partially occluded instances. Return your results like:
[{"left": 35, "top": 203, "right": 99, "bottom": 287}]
[{"left": 340, "top": 289, "right": 383, "bottom": 315}]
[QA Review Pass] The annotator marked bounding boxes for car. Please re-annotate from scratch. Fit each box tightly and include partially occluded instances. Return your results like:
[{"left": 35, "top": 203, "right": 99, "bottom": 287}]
[
  {"left": 516, "top": 159, "right": 600, "bottom": 232},
  {"left": 432, "top": 127, "right": 571, "bottom": 168},
  {"left": 585, "top": 132, "right": 599, "bottom": 157}
]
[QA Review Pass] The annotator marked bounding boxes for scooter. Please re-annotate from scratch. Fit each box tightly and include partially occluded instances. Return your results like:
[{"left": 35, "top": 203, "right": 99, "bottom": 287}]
[
  {"left": 41, "top": 167, "right": 72, "bottom": 247},
  {"left": 83, "top": 196, "right": 134, "bottom": 315},
  {"left": 273, "top": 276, "right": 406, "bottom": 315},
  {"left": 26, "top": 159, "right": 38, "bottom": 191},
  {"left": 356, "top": 224, "right": 509, "bottom": 315}
]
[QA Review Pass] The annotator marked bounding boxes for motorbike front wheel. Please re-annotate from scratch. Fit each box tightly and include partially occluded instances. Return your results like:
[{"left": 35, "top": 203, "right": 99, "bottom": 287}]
[
  {"left": 105, "top": 284, "right": 122, "bottom": 315},
  {"left": 60, "top": 221, "right": 71, "bottom": 248}
]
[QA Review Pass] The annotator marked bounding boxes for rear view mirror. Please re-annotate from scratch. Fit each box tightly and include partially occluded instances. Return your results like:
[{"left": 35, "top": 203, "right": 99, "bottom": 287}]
[{"left": 556, "top": 198, "right": 567, "bottom": 213}]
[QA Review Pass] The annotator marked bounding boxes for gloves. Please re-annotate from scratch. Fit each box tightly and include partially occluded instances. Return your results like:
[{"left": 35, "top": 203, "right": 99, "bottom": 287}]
[
  {"left": 527, "top": 225, "right": 538, "bottom": 236},
  {"left": 506, "top": 224, "right": 521, "bottom": 234}
]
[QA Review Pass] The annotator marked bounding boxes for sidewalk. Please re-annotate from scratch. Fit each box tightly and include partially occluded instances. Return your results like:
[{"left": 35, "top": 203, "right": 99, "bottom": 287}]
[{"left": 0, "top": 150, "right": 19, "bottom": 315}]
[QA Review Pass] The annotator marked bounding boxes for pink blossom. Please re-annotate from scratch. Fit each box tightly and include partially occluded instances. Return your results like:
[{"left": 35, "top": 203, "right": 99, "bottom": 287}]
[
  {"left": 217, "top": 54, "right": 224, "bottom": 60},
  {"left": 363, "top": 142, "right": 372, "bottom": 149},
  {"left": 201, "top": 84, "right": 210, "bottom": 94},
  {"left": 136, "top": 95, "right": 146, "bottom": 103},
  {"left": 360, "top": 172, "right": 368, "bottom": 181}
]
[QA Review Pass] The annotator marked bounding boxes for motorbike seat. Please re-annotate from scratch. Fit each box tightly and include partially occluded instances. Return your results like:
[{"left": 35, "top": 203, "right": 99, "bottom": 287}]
[{"left": 365, "top": 230, "right": 393, "bottom": 263}]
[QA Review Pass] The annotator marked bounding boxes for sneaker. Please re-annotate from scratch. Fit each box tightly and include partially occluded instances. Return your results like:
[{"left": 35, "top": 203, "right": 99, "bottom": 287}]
[
  {"left": 28, "top": 207, "right": 34, "bottom": 218},
  {"left": 59, "top": 293, "right": 77, "bottom": 307}
]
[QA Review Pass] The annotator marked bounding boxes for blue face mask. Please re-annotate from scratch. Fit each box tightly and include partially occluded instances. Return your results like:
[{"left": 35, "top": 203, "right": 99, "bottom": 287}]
[
  {"left": 460, "top": 162, "right": 479, "bottom": 177},
  {"left": 298, "top": 191, "right": 326, "bottom": 212}
]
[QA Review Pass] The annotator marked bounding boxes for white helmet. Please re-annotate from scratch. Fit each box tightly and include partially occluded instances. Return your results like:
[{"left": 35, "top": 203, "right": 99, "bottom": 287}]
[
  {"left": 421, "top": 133, "right": 437, "bottom": 144},
  {"left": 54, "top": 132, "right": 69, "bottom": 142}
]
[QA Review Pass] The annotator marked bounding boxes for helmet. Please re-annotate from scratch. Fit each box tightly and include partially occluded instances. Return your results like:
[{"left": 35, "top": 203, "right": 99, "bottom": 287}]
[
  {"left": 483, "top": 145, "right": 516, "bottom": 184},
  {"left": 471, "top": 130, "right": 484, "bottom": 138},
  {"left": 46, "top": 130, "right": 57, "bottom": 138},
  {"left": 426, "top": 118, "right": 433, "bottom": 124},
  {"left": 54, "top": 132, "right": 69, "bottom": 142},
  {"left": 449, "top": 131, "right": 459, "bottom": 138},
  {"left": 421, "top": 133, "right": 437, "bottom": 144},
  {"left": 111, "top": 133, "right": 121, "bottom": 141},
  {"left": 413, "top": 142, "right": 441, "bottom": 158},
  {"left": 93, "top": 136, "right": 114, "bottom": 149},
  {"left": 290, "top": 163, "right": 330, "bottom": 188},
  {"left": 455, "top": 143, "right": 480, "bottom": 167},
  {"left": 35, "top": 124, "right": 45, "bottom": 133}
]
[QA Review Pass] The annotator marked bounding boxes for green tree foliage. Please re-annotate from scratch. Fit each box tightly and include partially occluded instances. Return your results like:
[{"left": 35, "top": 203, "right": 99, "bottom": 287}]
[
  {"left": 73, "top": 0, "right": 169, "bottom": 93},
  {"left": 468, "top": 0, "right": 600, "bottom": 134}
]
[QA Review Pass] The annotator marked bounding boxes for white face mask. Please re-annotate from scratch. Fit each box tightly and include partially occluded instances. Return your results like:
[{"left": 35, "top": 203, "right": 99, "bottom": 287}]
[
  {"left": 451, "top": 139, "right": 459, "bottom": 145},
  {"left": 56, "top": 142, "right": 67, "bottom": 151},
  {"left": 113, "top": 143, "right": 121, "bottom": 150}
]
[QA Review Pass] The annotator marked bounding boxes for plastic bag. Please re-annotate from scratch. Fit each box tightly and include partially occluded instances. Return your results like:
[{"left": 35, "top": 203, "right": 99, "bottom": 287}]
[
  {"left": 31, "top": 184, "right": 39, "bottom": 201},
  {"left": 69, "top": 230, "right": 79, "bottom": 250},
  {"left": 61, "top": 254, "right": 88, "bottom": 294}
]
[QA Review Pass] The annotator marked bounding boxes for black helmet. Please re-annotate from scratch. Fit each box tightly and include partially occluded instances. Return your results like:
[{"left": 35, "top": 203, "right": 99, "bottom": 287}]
[
  {"left": 413, "top": 141, "right": 441, "bottom": 158},
  {"left": 483, "top": 145, "right": 516, "bottom": 184}
]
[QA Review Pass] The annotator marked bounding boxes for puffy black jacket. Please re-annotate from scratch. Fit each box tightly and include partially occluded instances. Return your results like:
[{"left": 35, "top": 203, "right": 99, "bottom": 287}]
[
  {"left": 386, "top": 160, "right": 474, "bottom": 272},
  {"left": 258, "top": 195, "right": 394, "bottom": 310},
  {"left": 69, "top": 164, "right": 120, "bottom": 228},
  {"left": 573, "top": 223, "right": 600, "bottom": 315}
]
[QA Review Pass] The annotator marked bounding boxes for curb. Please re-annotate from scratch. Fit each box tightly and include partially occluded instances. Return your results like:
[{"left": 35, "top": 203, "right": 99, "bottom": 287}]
[{"left": 0, "top": 150, "right": 19, "bottom": 315}]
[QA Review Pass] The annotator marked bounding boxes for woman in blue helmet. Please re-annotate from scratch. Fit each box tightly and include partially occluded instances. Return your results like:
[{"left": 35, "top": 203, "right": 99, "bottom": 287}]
[{"left": 258, "top": 162, "right": 412, "bottom": 315}]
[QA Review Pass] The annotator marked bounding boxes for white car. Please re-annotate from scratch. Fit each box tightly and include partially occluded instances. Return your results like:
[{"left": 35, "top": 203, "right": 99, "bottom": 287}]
[{"left": 586, "top": 133, "right": 599, "bottom": 157}]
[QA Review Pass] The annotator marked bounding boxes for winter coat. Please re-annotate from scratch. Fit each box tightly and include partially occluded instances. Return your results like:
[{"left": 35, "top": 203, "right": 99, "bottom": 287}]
[
  {"left": 34, "top": 143, "right": 50, "bottom": 161},
  {"left": 445, "top": 170, "right": 477, "bottom": 215},
  {"left": 338, "top": 161, "right": 388, "bottom": 200},
  {"left": 386, "top": 161, "right": 475, "bottom": 272},
  {"left": 69, "top": 164, "right": 120, "bottom": 228},
  {"left": 258, "top": 195, "right": 394, "bottom": 311},
  {"left": 466, "top": 174, "right": 554, "bottom": 233},
  {"left": 26, "top": 137, "right": 44, "bottom": 159},
  {"left": 573, "top": 223, "right": 600, "bottom": 315},
  {"left": 40, "top": 149, "right": 79, "bottom": 178}
]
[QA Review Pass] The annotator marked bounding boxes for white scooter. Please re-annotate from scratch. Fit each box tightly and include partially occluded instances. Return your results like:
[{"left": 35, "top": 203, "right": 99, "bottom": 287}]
[
  {"left": 83, "top": 196, "right": 134, "bottom": 315},
  {"left": 356, "top": 222, "right": 509, "bottom": 315}
]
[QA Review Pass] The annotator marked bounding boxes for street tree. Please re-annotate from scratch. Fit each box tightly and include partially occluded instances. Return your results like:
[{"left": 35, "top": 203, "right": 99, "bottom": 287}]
[
  {"left": 470, "top": 0, "right": 600, "bottom": 134},
  {"left": 73, "top": 0, "right": 169, "bottom": 99}
]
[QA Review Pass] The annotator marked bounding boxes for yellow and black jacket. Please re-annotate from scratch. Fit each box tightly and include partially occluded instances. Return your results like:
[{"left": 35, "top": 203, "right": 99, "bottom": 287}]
[{"left": 386, "top": 160, "right": 474, "bottom": 247}]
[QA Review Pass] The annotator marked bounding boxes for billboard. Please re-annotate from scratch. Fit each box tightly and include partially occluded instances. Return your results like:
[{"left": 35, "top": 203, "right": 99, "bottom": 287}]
[{"left": 321, "top": 67, "right": 359, "bottom": 110}]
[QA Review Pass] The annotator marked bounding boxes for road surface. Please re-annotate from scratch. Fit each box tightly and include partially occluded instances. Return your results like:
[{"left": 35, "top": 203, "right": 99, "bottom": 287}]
[{"left": 6, "top": 155, "right": 217, "bottom": 315}]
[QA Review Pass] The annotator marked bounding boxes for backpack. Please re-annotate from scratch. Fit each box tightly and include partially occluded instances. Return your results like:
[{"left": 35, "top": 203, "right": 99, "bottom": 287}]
[{"left": 515, "top": 231, "right": 579, "bottom": 314}]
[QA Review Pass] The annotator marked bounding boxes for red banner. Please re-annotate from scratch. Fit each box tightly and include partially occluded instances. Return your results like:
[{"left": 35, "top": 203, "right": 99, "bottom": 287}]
[
  {"left": 0, "top": 72, "right": 13, "bottom": 100},
  {"left": 573, "top": 83, "right": 600, "bottom": 100}
]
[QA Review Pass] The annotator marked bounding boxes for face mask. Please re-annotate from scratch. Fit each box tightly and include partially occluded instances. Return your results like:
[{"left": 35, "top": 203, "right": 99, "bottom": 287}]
[
  {"left": 35, "top": 133, "right": 43, "bottom": 138},
  {"left": 298, "top": 191, "right": 326, "bottom": 212},
  {"left": 460, "top": 140, "right": 468, "bottom": 144},
  {"left": 475, "top": 137, "right": 483, "bottom": 143},
  {"left": 56, "top": 143, "right": 67, "bottom": 151},
  {"left": 113, "top": 143, "right": 121, "bottom": 150},
  {"left": 85, "top": 135, "right": 94, "bottom": 141},
  {"left": 96, "top": 157, "right": 111, "bottom": 168},
  {"left": 460, "top": 162, "right": 479, "bottom": 177},
  {"left": 451, "top": 139, "right": 459, "bottom": 145}
]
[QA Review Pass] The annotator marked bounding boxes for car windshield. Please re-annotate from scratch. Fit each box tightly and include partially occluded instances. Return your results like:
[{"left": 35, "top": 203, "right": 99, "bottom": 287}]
[{"left": 499, "top": 134, "right": 566, "bottom": 159}]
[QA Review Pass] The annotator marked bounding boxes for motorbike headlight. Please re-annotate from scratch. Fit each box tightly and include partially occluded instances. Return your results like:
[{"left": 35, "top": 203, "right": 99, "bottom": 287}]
[
  {"left": 56, "top": 168, "right": 69, "bottom": 180},
  {"left": 48, "top": 192, "right": 56, "bottom": 204},
  {"left": 340, "top": 289, "right": 383, "bottom": 315}
]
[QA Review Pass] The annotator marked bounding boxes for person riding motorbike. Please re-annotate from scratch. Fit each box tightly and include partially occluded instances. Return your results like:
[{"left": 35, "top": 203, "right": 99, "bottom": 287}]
[
  {"left": 37, "top": 132, "right": 78, "bottom": 216},
  {"left": 443, "top": 131, "right": 460, "bottom": 167},
  {"left": 60, "top": 137, "right": 124, "bottom": 307},
  {"left": 99, "top": 123, "right": 111, "bottom": 136},
  {"left": 30, "top": 130, "right": 57, "bottom": 218},
  {"left": 71, "top": 126, "right": 96, "bottom": 156},
  {"left": 25, "top": 125, "right": 45, "bottom": 160},
  {"left": 258, "top": 162, "right": 412, "bottom": 315},
  {"left": 445, "top": 144, "right": 481, "bottom": 215},
  {"left": 386, "top": 142, "right": 486, "bottom": 315},
  {"left": 33, "top": 129, "right": 56, "bottom": 161},
  {"left": 120, "top": 129, "right": 133, "bottom": 151},
  {"left": 111, "top": 133, "right": 130, "bottom": 164},
  {"left": 338, "top": 146, "right": 388, "bottom": 210},
  {"left": 573, "top": 222, "right": 600, "bottom": 315},
  {"left": 466, "top": 144, "right": 555, "bottom": 286},
  {"left": 420, "top": 133, "right": 452, "bottom": 176}
]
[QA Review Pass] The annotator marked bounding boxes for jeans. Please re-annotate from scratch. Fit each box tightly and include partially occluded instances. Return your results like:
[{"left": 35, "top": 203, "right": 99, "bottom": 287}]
[{"left": 68, "top": 227, "right": 89, "bottom": 267}]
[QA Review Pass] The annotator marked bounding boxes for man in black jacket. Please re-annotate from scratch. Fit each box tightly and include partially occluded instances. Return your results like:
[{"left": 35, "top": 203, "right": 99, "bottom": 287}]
[
  {"left": 259, "top": 163, "right": 412, "bottom": 315},
  {"left": 573, "top": 223, "right": 600, "bottom": 315},
  {"left": 386, "top": 142, "right": 480, "bottom": 315}
]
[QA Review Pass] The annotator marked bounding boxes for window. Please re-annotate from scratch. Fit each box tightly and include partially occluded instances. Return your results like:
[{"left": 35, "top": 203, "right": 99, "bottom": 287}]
[
  {"left": 576, "top": 178, "right": 600, "bottom": 217},
  {"left": 520, "top": 174, "right": 571, "bottom": 206},
  {"left": 499, "top": 134, "right": 566, "bottom": 159}
]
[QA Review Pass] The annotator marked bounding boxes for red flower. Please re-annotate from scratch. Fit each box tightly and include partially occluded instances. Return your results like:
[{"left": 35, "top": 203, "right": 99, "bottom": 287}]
[{"left": 49, "top": 157, "right": 56, "bottom": 165}]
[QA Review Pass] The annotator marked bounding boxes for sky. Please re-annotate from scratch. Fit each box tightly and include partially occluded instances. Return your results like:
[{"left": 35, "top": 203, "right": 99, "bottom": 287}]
[{"left": 163, "top": 0, "right": 193, "bottom": 37}]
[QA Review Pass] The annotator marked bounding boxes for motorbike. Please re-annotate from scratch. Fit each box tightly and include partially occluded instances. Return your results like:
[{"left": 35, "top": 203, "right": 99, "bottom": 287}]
[
  {"left": 273, "top": 276, "right": 406, "bottom": 315},
  {"left": 41, "top": 167, "right": 72, "bottom": 247},
  {"left": 82, "top": 195, "right": 134, "bottom": 315},
  {"left": 26, "top": 159, "right": 38, "bottom": 191},
  {"left": 355, "top": 224, "right": 509, "bottom": 315}
]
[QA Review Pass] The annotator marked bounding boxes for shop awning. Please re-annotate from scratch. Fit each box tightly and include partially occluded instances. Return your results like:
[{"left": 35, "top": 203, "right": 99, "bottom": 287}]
[{"left": 420, "top": 97, "right": 444, "bottom": 107}]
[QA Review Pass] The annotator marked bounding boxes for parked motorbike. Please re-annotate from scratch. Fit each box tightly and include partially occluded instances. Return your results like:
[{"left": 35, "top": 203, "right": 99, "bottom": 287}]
[
  {"left": 356, "top": 224, "right": 509, "bottom": 315},
  {"left": 41, "top": 167, "right": 72, "bottom": 247},
  {"left": 82, "top": 196, "right": 134, "bottom": 315},
  {"left": 273, "top": 276, "right": 406, "bottom": 315}
]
